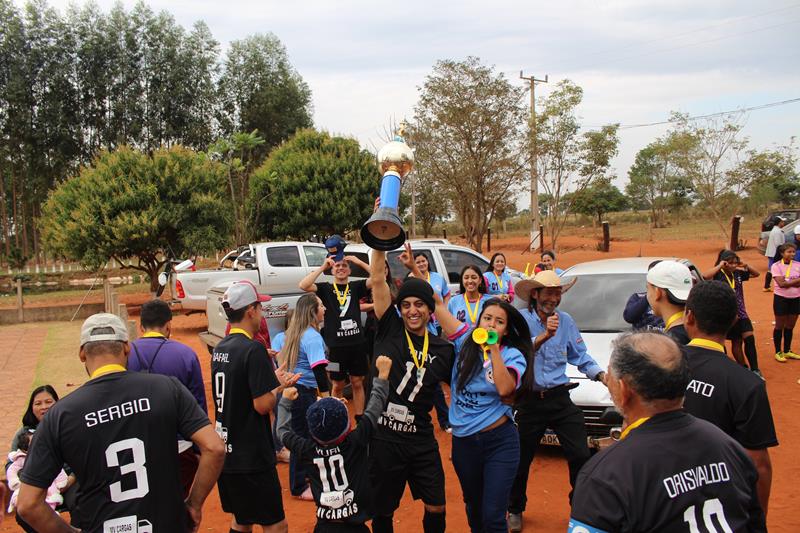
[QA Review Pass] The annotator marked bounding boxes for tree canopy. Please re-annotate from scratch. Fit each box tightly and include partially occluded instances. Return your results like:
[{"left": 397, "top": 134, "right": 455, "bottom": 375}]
[
  {"left": 40, "top": 146, "right": 231, "bottom": 292},
  {"left": 568, "top": 178, "right": 628, "bottom": 226},
  {"left": 248, "top": 129, "right": 380, "bottom": 239}
]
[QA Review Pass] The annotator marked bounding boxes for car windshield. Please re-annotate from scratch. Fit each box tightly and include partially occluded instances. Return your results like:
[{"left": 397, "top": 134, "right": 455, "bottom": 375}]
[{"left": 558, "top": 273, "right": 647, "bottom": 332}]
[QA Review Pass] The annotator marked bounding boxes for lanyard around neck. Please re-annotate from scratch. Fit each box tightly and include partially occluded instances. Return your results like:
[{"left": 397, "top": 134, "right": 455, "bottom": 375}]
[
  {"left": 333, "top": 282, "right": 350, "bottom": 307},
  {"left": 665, "top": 311, "right": 684, "bottom": 331},
  {"left": 404, "top": 329, "right": 429, "bottom": 372},
  {"left": 620, "top": 417, "right": 650, "bottom": 440},
  {"left": 464, "top": 294, "right": 480, "bottom": 324},
  {"left": 687, "top": 338, "right": 725, "bottom": 353},
  {"left": 721, "top": 269, "right": 735, "bottom": 290},
  {"left": 495, "top": 271, "right": 504, "bottom": 290}
]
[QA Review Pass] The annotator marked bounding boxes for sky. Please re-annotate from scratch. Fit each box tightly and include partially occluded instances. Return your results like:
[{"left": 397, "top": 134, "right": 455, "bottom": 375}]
[{"left": 21, "top": 0, "right": 800, "bottom": 202}]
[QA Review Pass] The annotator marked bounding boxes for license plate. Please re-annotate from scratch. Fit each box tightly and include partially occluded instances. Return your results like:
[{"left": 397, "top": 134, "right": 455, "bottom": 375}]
[{"left": 540, "top": 433, "right": 560, "bottom": 445}]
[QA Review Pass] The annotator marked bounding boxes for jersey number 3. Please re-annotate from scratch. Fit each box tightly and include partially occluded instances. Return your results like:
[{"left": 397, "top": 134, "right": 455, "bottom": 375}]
[{"left": 106, "top": 438, "right": 149, "bottom": 502}]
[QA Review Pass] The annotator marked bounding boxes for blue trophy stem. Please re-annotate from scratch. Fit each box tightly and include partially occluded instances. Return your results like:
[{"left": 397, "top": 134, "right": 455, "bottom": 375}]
[{"left": 378, "top": 171, "right": 401, "bottom": 209}]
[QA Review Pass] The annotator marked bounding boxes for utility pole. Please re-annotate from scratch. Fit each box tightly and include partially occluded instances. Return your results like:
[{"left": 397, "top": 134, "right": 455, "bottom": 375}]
[
  {"left": 520, "top": 71, "right": 548, "bottom": 252},
  {"left": 410, "top": 171, "right": 416, "bottom": 239}
]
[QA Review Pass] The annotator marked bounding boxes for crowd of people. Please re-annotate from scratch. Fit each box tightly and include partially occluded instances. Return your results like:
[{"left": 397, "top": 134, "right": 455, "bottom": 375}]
[{"left": 3, "top": 226, "right": 779, "bottom": 532}]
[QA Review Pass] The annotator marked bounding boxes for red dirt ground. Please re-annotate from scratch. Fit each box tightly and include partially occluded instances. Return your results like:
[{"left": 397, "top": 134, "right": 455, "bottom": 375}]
[{"left": 3, "top": 232, "right": 797, "bottom": 532}]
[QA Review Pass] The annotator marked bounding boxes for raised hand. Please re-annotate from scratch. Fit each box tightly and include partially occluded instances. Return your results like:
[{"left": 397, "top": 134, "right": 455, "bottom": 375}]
[
  {"left": 375, "top": 355, "right": 393, "bottom": 379},
  {"left": 398, "top": 242, "right": 414, "bottom": 270},
  {"left": 545, "top": 314, "right": 559, "bottom": 338}
]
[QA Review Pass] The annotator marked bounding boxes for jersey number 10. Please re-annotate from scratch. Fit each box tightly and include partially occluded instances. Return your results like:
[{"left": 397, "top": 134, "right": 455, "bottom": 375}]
[
  {"left": 683, "top": 498, "right": 732, "bottom": 533},
  {"left": 313, "top": 454, "right": 349, "bottom": 493}
]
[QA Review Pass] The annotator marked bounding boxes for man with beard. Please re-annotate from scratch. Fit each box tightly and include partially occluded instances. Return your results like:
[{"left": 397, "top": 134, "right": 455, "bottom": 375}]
[{"left": 507, "top": 271, "right": 607, "bottom": 532}]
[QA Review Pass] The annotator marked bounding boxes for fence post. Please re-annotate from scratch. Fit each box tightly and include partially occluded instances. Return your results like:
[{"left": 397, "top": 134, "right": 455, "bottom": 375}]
[
  {"left": 103, "top": 278, "right": 111, "bottom": 313},
  {"left": 487, "top": 228, "right": 492, "bottom": 252},
  {"left": 16, "top": 278, "right": 24, "bottom": 322},
  {"left": 601, "top": 221, "right": 610, "bottom": 252},
  {"left": 539, "top": 225, "right": 544, "bottom": 254},
  {"left": 443, "top": 229, "right": 447, "bottom": 240},
  {"left": 730, "top": 216, "right": 742, "bottom": 251}
]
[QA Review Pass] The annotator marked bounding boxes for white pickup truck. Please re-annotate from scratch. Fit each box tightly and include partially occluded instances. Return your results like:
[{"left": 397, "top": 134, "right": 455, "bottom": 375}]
[{"left": 197, "top": 239, "right": 522, "bottom": 352}]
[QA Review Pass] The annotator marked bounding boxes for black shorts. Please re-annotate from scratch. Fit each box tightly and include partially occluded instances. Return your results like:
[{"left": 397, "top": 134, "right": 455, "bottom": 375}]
[
  {"left": 218, "top": 469, "right": 285, "bottom": 526},
  {"left": 726, "top": 317, "right": 754, "bottom": 340},
  {"left": 328, "top": 344, "right": 369, "bottom": 380},
  {"left": 314, "top": 523, "right": 370, "bottom": 533},
  {"left": 369, "top": 438, "right": 446, "bottom": 516},
  {"left": 773, "top": 294, "right": 800, "bottom": 316}
]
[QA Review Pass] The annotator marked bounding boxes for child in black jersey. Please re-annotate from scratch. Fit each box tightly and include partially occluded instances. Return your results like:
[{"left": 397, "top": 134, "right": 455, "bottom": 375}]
[{"left": 279, "top": 355, "right": 393, "bottom": 533}]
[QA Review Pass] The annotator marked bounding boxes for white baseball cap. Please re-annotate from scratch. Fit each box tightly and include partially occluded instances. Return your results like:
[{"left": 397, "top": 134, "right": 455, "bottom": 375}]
[
  {"left": 793, "top": 224, "right": 800, "bottom": 235},
  {"left": 222, "top": 281, "right": 271, "bottom": 312},
  {"left": 646, "top": 260, "right": 693, "bottom": 302},
  {"left": 80, "top": 313, "right": 129, "bottom": 346}
]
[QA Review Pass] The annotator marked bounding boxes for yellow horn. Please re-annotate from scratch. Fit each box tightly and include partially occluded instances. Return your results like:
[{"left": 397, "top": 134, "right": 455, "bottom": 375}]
[{"left": 472, "top": 328, "right": 488, "bottom": 345}]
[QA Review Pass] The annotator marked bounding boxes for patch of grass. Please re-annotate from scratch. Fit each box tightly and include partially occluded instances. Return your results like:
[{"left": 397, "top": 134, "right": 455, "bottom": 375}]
[
  {"left": 0, "top": 282, "right": 150, "bottom": 307},
  {"left": 32, "top": 321, "right": 86, "bottom": 396}
]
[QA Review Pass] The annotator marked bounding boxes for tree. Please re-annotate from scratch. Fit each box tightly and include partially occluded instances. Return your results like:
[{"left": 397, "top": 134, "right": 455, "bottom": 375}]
[
  {"left": 671, "top": 112, "right": 747, "bottom": 239},
  {"left": 569, "top": 178, "right": 628, "bottom": 226},
  {"left": 209, "top": 130, "right": 265, "bottom": 245},
  {"left": 626, "top": 132, "right": 695, "bottom": 227},
  {"left": 40, "top": 145, "right": 231, "bottom": 293},
  {"left": 218, "top": 33, "right": 313, "bottom": 160},
  {"left": 248, "top": 129, "right": 379, "bottom": 239},
  {"left": 732, "top": 143, "right": 798, "bottom": 212},
  {"left": 410, "top": 57, "right": 529, "bottom": 252},
  {"left": 412, "top": 175, "right": 447, "bottom": 237},
  {"left": 535, "top": 79, "right": 619, "bottom": 246}
]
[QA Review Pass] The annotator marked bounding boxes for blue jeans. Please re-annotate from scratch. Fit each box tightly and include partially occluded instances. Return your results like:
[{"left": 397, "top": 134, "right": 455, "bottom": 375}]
[
  {"left": 289, "top": 385, "right": 317, "bottom": 495},
  {"left": 452, "top": 419, "right": 520, "bottom": 533}
]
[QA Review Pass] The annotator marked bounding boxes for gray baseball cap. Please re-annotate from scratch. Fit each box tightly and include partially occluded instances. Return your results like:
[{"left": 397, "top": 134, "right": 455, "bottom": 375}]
[
  {"left": 222, "top": 281, "right": 271, "bottom": 312},
  {"left": 80, "top": 313, "right": 129, "bottom": 346}
]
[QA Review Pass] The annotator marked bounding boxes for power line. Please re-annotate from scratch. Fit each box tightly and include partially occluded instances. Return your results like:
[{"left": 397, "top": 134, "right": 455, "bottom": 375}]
[{"left": 583, "top": 97, "right": 800, "bottom": 131}]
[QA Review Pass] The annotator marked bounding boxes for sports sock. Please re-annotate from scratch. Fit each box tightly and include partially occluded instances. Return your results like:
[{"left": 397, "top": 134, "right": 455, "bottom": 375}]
[
  {"left": 784, "top": 328, "right": 794, "bottom": 353},
  {"left": 371, "top": 515, "right": 393, "bottom": 533},
  {"left": 773, "top": 328, "right": 782, "bottom": 353},
  {"left": 744, "top": 336, "right": 759, "bottom": 371},
  {"left": 422, "top": 510, "right": 446, "bottom": 533},
  {"left": 765, "top": 271, "right": 772, "bottom": 289}
]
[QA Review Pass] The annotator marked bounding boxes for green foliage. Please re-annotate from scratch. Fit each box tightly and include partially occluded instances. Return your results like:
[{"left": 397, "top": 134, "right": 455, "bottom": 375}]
[
  {"left": 568, "top": 179, "right": 629, "bottom": 226},
  {"left": 40, "top": 146, "right": 231, "bottom": 292},
  {"left": 411, "top": 176, "right": 447, "bottom": 237},
  {"left": 731, "top": 144, "right": 798, "bottom": 213},
  {"left": 410, "top": 56, "right": 529, "bottom": 252},
  {"left": 626, "top": 132, "right": 696, "bottom": 227},
  {"left": 248, "top": 130, "right": 379, "bottom": 239},
  {"left": 535, "top": 79, "right": 619, "bottom": 245},
  {"left": 218, "top": 34, "right": 313, "bottom": 157}
]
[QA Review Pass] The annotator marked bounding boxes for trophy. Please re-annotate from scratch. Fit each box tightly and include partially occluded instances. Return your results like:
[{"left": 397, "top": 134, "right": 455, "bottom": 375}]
[{"left": 360, "top": 123, "right": 413, "bottom": 250}]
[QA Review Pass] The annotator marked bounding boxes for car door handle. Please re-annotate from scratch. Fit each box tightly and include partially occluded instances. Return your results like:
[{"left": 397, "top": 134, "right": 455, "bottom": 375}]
[{"left": 266, "top": 272, "right": 278, "bottom": 277}]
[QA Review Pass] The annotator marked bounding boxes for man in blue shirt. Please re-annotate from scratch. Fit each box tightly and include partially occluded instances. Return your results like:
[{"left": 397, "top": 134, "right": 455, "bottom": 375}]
[
  {"left": 128, "top": 299, "right": 207, "bottom": 498},
  {"left": 507, "top": 270, "right": 607, "bottom": 532}
]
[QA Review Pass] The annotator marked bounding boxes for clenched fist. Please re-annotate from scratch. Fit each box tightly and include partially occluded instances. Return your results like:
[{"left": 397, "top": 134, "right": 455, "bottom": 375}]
[{"left": 375, "top": 355, "right": 392, "bottom": 380}]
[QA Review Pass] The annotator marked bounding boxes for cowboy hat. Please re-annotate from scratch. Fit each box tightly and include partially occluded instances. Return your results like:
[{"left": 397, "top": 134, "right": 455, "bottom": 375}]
[{"left": 514, "top": 270, "right": 562, "bottom": 304}]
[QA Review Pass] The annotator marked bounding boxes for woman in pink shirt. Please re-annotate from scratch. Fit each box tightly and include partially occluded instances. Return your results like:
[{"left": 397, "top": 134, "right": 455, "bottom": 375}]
[{"left": 770, "top": 242, "right": 800, "bottom": 362}]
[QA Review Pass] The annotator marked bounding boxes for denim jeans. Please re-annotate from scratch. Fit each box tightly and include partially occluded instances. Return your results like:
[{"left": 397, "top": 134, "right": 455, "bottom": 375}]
[
  {"left": 452, "top": 420, "right": 520, "bottom": 533},
  {"left": 289, "top": 384, "right": 317, "bottom": 495}
]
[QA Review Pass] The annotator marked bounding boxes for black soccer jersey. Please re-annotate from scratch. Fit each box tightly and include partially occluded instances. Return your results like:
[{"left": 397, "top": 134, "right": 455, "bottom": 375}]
[
  {"left": 20, "top": 371, "right": 209, "bottom": 532},
  {"left": 212, "top": 331, "right": 280, "bottom": 473},
  {"left": 280, "top": 379, "right": 390, "bottom": 525},
  {"left": 372, "top": 310, "right": 454, "bottom": 443},
  {"left": 317, "top": 280, "right": 369, "bottom": 347},
  {"left": 569, "top": 411, "right": 766, "bottom": 533},
  {"left": 667, "top": 323, "right": 691, "bottom": 345},
  {"left": 683, "top": 344, "right": 778, "bottom": 450}
]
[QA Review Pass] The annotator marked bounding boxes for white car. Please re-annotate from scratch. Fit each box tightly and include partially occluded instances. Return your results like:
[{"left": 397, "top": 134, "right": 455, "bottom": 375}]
[{"left": 541, "top": 257, "right": 699, "bottom": 448}]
